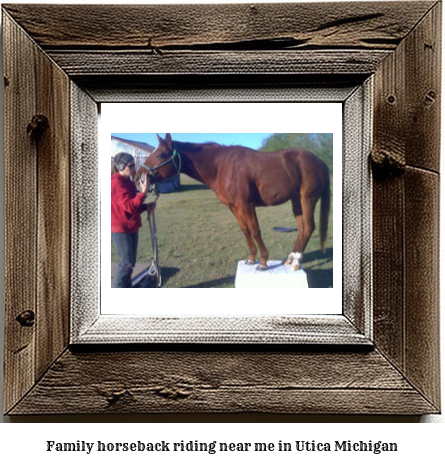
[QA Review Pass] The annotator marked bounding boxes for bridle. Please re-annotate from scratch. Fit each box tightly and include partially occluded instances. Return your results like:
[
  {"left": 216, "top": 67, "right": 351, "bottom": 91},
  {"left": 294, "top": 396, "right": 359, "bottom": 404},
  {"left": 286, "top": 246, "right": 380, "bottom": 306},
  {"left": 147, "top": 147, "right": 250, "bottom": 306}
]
[{"left": 141, "top": 148, "right": 182, "bottom": 177}]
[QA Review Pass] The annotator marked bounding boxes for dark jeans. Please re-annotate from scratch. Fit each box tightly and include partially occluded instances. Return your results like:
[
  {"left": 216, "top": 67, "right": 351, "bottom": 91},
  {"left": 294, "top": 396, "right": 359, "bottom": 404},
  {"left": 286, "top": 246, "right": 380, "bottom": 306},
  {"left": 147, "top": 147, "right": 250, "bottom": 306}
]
[{"left": 112, "top": 232, "right": 138, "bottom": 288}]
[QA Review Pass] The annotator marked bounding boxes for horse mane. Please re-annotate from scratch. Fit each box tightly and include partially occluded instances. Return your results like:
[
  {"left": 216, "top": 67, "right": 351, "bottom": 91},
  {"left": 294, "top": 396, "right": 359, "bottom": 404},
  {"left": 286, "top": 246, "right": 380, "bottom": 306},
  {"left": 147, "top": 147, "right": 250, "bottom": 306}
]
[{"left": 173, "top": 140, "right": 222, "bottom": 153}]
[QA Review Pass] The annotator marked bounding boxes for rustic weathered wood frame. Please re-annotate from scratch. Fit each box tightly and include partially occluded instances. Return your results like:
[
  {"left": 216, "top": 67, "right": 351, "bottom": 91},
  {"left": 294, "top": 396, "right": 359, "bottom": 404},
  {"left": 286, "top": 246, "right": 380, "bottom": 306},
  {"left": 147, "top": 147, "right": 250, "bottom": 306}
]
[
  {"left": 3, "top": 2, "right": 441, "bottom": 415},
  {"left": 72, "top": 84, "right": 372, "bottom": 346}
]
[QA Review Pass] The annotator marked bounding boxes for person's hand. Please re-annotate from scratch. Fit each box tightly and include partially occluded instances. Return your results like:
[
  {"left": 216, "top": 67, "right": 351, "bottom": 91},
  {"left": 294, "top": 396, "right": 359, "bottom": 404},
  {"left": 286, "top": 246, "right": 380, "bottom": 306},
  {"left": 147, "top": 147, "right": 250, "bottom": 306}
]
[{"left": 139, "top": 172, "right": 150, "bottom": 194}]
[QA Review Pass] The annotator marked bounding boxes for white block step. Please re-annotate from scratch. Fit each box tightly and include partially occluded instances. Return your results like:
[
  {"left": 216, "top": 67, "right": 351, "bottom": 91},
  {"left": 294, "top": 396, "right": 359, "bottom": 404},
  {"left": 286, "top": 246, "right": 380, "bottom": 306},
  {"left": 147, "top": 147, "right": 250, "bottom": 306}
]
[{"left": 234, "top": 260, "right": 308, "bottom": 288}]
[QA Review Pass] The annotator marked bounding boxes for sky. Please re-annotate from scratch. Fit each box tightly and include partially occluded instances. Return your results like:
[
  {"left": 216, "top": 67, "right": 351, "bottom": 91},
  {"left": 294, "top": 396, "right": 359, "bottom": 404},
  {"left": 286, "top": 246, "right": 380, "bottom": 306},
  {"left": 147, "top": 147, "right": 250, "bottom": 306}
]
[{"left": 111, "top": 133, "right": 275, "bottom": 150}]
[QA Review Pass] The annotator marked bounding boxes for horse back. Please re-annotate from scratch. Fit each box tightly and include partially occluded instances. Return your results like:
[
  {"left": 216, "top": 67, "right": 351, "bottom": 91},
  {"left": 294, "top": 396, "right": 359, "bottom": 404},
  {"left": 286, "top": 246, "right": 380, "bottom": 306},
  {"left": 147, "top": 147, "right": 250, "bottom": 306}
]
[
  {"left": 214, "top": 146, "right": 329, "bottom": 207},
  {"left": 281, "top": 148, "right": 330, "bottom": 190},
  {"left": 251, "top": 148, "right": 329, "bottom": 206}
]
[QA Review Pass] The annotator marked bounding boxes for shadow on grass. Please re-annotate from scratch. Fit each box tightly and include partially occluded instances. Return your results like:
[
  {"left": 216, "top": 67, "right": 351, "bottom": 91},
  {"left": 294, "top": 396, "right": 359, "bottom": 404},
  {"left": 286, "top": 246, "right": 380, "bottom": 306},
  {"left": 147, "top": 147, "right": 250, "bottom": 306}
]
[
  {"left": 303, "top": 247, "right": 333, "bottom": 262},
  {"left": 132, "top": 267, "right": 182, "bottom": 288},
  {"left": 306, "top": 269, "right": 333, "bottom": 288},
  {"left": 176, "top": 183, "right": 211, "bottom": 193},
  {"left": 187, "top": 276, "right": 235, "bottom": 288},
  {"left": 302, "top": 247, "right": 333, "bottom": 288},
  {"left": 159, "top": 267, "right": 181, "bottom": 285}
]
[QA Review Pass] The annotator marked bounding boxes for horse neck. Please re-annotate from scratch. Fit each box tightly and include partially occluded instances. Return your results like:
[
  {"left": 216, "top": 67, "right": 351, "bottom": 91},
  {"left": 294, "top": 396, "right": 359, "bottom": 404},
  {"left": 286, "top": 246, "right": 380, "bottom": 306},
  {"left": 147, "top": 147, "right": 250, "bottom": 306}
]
[{"left": 177, "top": 143, "right": 220, "bottom": 186}]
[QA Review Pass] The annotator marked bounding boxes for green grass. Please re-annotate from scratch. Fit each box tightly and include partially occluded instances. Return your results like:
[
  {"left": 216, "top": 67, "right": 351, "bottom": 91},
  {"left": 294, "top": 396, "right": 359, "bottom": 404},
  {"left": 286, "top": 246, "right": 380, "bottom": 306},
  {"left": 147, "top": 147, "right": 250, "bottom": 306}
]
[{"left": 112, "top": 175, "right": 333, "bottom": 288}]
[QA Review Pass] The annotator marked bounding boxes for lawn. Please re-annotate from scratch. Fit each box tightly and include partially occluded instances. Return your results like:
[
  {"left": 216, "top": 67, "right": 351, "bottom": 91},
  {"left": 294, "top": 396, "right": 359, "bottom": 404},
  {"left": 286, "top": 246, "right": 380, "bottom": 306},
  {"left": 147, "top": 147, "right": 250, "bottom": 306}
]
[{"left": 111, "top": 175, "right": 333, "bottom": 288}]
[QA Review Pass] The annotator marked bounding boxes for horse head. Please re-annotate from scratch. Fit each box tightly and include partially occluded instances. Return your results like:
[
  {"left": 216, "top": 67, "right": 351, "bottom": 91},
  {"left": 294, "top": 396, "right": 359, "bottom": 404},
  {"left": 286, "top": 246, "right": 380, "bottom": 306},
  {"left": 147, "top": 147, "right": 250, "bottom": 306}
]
[{"left": 136, "top": 133, "right": 180, "bottom": 183}]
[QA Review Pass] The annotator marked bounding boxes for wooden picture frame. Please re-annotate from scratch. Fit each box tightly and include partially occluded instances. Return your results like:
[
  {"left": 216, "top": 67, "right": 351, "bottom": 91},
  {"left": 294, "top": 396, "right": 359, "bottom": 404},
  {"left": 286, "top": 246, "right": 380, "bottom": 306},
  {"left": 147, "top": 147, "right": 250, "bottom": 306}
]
[
  {"left": 2, "top": 2, "right": 441, "bottom": 415},
  {"left": 74, "top": 91, "right": 367, "bottom": 345}
]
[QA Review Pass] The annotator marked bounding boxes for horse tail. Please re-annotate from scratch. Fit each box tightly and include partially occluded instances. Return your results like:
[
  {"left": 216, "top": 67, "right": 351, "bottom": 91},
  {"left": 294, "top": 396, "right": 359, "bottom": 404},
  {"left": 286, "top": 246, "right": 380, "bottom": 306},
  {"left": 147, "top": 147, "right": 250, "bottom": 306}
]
[{"left": 319, "top": 177, "right": 330, "bottom": 254}]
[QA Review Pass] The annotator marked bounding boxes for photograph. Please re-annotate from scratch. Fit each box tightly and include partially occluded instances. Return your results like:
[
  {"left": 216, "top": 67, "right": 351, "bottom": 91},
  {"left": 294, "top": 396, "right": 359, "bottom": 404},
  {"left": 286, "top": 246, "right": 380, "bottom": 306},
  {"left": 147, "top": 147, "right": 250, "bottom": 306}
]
[
  {"left": 100, "top": 103, "right": 343, "bottom": 317},
  {"left": 110, "top": 132, "right": 334, "bottom": 290}
]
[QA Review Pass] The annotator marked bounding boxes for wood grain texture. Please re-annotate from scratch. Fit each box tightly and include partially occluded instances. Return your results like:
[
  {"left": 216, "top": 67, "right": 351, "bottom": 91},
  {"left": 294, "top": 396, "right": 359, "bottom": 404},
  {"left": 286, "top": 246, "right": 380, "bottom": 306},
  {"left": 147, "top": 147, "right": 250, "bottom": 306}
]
[
  {"left": 3, "top": 1, "right": 433, "bottom": 78},
  {"left": 70, "top": 83, "right": 99, "bottom": 338},
  {"left": 342, "top": 81, "right": 373, "bottom": 336},
  {"left": 371, "top": 6, "right": 409, "bottom": 370},
  {"left": 372, "top": 178, "right": 405, "bottom": 367},
  {"left": 371, "top": 1, "right": 441, "bottom": 173},
  {"left": 74, "top": 316, "right": 371, "bottom": 345},
  {"left": 404, "top": 167, "right": 441, "bottom": 407},
  {"left": 2, "top": 2, "right": 435, "bottom": 49},
  {"left": 371, "top": 2, "right": 441, "bottom": 412},
  {"left": 79, "top": 75, "right": 365, "bottom": 103},
  {"left": 3, "top": 10, "right": 72, "bottom": 413},
  {"left": 3, "top": 12, "right": 38, "bottom": 414},
  {"left": 47, "top": 50, "right": 390, "bottom": 76},
  {"left": 34, "top": 36, "right": 71, "bottom": 382},
  {"left": 9, "top": 349, "right": 437, "bottom": 415},
  {"left": 404, "top": 2, "right": 441, "bottom": 172}
]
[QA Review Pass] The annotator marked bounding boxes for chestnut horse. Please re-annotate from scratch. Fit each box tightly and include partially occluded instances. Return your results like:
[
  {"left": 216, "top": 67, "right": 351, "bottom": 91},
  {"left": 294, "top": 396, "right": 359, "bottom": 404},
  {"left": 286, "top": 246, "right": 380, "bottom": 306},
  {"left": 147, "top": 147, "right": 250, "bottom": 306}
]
[{"left": 137, "top": 134, "right": 330, "bottom": 271}]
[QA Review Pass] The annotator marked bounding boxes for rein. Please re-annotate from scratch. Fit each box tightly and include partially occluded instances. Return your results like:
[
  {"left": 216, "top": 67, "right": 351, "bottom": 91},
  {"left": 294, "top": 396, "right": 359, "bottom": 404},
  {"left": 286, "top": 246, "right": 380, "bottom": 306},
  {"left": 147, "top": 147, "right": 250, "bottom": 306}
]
[{"left": 142, "top": 148, "right": 182, "bottom": 176}]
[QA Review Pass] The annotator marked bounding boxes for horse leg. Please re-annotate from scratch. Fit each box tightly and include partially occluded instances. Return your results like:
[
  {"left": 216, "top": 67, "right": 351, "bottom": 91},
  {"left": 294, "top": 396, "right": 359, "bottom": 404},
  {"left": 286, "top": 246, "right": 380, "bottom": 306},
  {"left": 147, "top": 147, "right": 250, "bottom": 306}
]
[
  {"left": 242, "top": 204, "right": 269, "bottom": 270},
  {"left": 286, "top": 195, "right": 317, "bottom": 270},
  {"left": 284, "top": 197, "right": 302, "bottom": 267},
  {"left": 229, "top": 206, "right": 257, "bottom": 265}
]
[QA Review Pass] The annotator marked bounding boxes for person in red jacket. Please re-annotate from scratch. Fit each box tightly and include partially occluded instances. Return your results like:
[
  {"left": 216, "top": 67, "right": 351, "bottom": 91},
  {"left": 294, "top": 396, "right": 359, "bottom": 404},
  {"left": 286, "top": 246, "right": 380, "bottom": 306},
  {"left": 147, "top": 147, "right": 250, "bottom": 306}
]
[{"left": 111, "top": 152, "right": 153, "bottom": 288}]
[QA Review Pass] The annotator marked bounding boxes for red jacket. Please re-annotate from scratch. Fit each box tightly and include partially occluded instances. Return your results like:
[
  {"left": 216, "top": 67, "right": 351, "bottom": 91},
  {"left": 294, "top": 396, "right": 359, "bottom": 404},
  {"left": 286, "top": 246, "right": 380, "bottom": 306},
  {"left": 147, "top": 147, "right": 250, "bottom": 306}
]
[{"left": 111, "top": 173, "right": 146, "bottom": 233}]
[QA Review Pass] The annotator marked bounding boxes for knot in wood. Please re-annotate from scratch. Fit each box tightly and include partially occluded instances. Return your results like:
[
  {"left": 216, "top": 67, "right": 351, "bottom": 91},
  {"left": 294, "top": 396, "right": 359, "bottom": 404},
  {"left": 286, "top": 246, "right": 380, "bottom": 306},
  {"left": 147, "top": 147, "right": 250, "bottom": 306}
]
[
  {"left": 16, "top": 310, "right": 35, "bottom": 327},
  {"left": 27, "top": 114, "right": 49, "bottom": 140},
  {"left": 370, "top": 149, "right": 405, "bottom": 178},
  {"left": 424, "top": 90, "right": 436, "bottom": 105},
  {"left": 96, "top": 385, "right": 130, "bottom": 405},
  {"left": 154, "top": 386, "right": 191, "bottom": 400},
  {"left": 105, "top": 390, "right": 128, "bottom": 405}
]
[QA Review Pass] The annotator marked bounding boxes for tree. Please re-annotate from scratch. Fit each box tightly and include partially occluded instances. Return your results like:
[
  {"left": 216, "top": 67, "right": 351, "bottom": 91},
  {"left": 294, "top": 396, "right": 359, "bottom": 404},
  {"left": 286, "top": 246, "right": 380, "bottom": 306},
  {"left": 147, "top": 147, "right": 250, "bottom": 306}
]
[{"left": 260, "top": 133, "right": 333, "bottom": 173}]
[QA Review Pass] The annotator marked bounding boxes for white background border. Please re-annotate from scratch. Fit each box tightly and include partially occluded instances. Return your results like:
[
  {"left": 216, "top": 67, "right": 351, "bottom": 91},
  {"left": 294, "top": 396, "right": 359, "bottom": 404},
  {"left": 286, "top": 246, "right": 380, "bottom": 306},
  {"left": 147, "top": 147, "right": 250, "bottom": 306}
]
[{"left": 101, "top": 102, "right": 342, "bottom": 316}]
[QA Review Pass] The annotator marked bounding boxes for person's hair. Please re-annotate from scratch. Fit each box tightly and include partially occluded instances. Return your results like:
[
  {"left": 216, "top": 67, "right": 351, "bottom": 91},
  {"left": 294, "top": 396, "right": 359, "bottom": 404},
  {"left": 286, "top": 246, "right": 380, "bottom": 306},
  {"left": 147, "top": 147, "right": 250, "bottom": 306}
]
[{"left": 114, "top": 152, "right": 135, "bottom": 172}]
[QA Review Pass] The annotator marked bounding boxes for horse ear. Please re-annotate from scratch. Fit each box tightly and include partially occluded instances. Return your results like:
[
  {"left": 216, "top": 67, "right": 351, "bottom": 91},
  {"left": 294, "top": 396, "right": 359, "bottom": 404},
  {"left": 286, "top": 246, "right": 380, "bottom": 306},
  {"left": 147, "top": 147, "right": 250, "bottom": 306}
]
[
  {"left": 165, "top": 133, "right": 173, "bottom": 149},
  {"left": 156, "top": 134, "right": 163, "bottom": 144}
]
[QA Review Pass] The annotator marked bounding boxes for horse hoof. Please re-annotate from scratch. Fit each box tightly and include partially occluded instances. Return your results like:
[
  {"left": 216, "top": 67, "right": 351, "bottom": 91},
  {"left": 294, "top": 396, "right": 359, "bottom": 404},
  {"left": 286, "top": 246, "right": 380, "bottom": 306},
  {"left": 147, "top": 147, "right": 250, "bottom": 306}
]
[
  {"left": 245, "top": 259, "right": 256, "bottom": 266},
  {"left": 256, "top": 264, "right": 268, "bottom": 271}
]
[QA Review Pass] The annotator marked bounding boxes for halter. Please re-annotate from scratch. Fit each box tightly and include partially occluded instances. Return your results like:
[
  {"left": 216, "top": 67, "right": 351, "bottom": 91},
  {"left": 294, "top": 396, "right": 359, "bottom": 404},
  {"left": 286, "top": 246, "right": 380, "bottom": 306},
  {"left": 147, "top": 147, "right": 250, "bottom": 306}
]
[{"left": 142, "top": 148, "right": 182, "bottom": 176}]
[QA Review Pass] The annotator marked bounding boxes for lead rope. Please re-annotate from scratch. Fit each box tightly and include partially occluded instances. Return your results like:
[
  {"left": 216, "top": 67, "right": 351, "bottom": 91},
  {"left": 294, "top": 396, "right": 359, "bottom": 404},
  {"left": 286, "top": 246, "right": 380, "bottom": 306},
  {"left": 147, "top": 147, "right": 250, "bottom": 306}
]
[
  {"left": 140, "top": 148, "right": 181, "bottom": 288},
  {"left": 147, "top": 192, "right": 161, "bottom": 287},
  {"left": 148, "top": 210, "right": 161, "bottom": 287}
]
